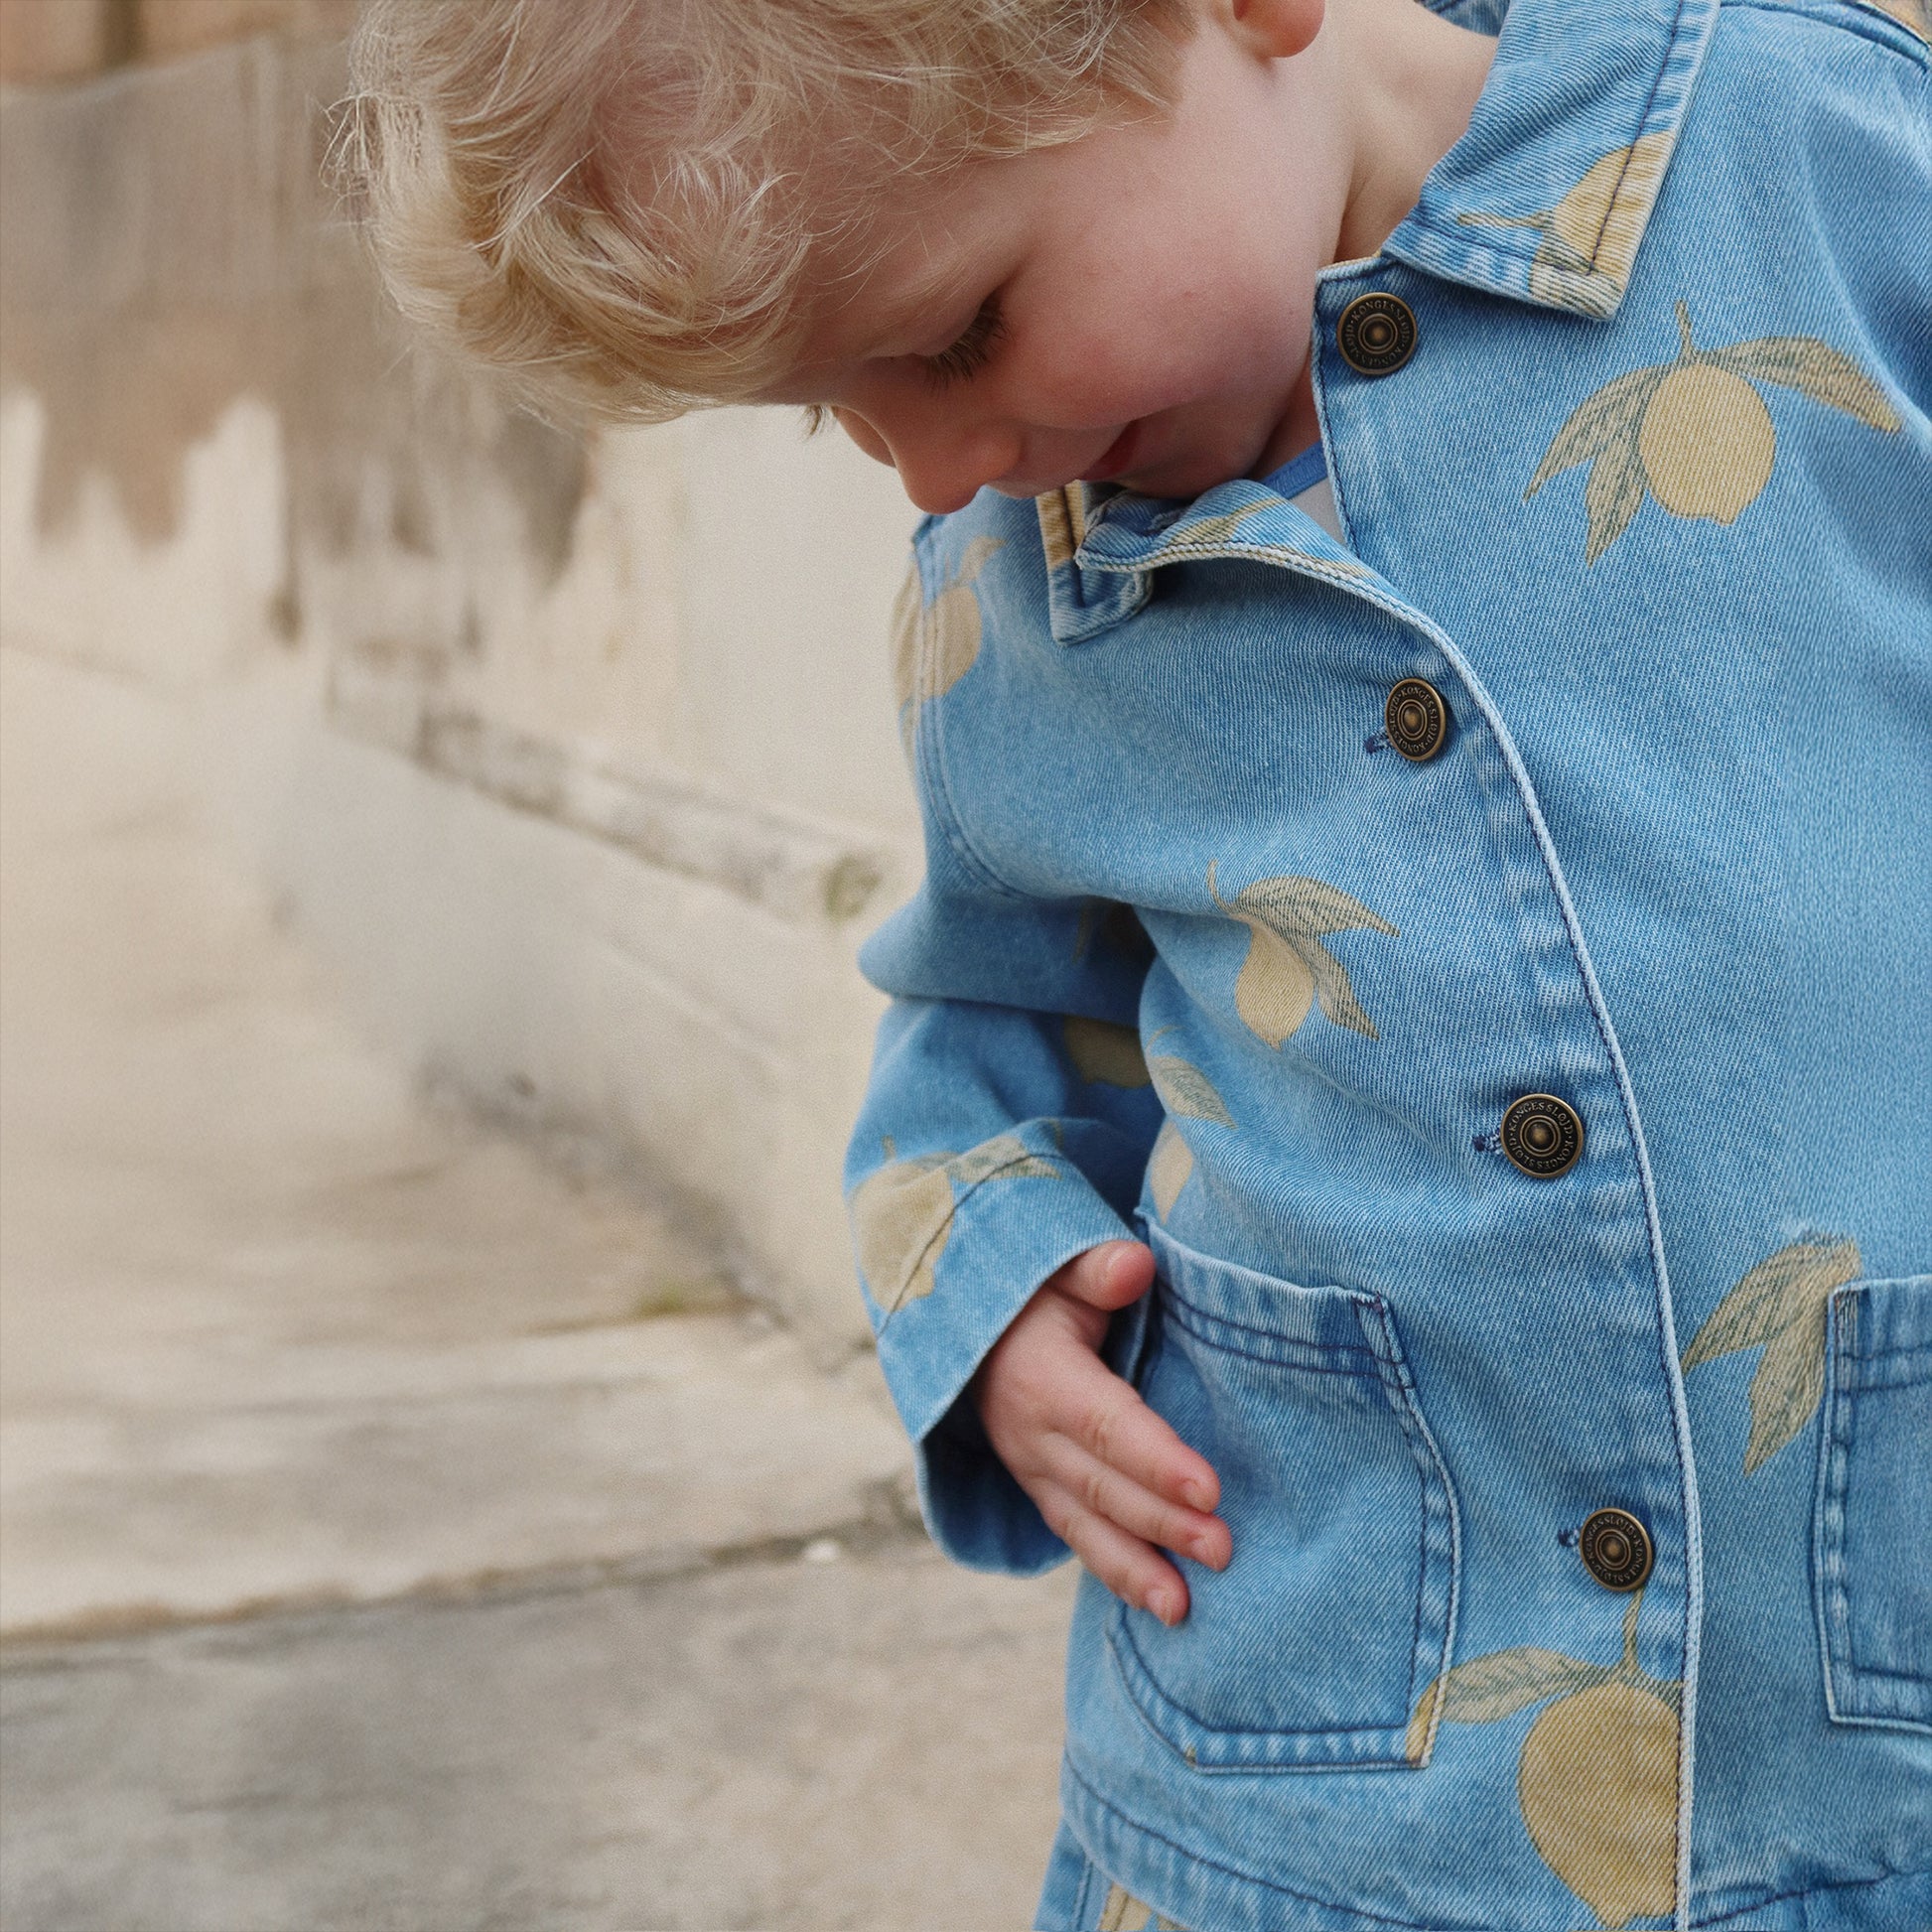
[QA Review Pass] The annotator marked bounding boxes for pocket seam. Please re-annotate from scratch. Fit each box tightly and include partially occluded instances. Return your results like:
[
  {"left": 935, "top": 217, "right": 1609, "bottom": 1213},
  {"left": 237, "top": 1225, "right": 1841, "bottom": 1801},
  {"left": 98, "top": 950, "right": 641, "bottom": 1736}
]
[
  {"left": 1105, "top": 1242, "right": 1461, "bottom": 1771},
  {"left": 1813, "top": 1277, "right": 1932, "bottom": 1735},
  {"left": 1354, "top": 1292, "right": 1464, "bottom": 1770}
]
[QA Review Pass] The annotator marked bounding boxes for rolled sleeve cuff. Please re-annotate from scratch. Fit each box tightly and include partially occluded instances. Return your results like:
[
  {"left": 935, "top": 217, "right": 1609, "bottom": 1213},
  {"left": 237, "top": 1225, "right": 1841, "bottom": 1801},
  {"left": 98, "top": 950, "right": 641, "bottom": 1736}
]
[{"left": 872, "top": 1141, "right": 1136, "bottom": 1573}]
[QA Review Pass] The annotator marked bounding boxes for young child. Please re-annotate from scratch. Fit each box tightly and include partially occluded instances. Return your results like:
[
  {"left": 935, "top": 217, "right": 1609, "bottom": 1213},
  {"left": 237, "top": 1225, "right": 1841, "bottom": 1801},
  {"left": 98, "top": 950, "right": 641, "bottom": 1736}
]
[{"left": 350, "top": 0, "right": 1931, "bottom": 1924}]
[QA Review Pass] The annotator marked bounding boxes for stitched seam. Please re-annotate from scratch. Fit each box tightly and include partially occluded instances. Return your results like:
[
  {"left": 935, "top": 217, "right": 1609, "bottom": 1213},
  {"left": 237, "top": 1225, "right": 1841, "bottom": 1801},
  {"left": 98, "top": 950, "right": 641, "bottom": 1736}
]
[
  {"left": 947, "top": 1150, "right": 1065, "bottom": 1219},
  {"left": 1062, "top": 1757, "right": 1489, "bottom": 1930},
  {"left": 1572, "top": 0, "right": 1688, "bottom": 276},
  {"left": 1159, "top": 1294, "right": 1379, "bottom": 1357},
  {"left": 1823, "top": 1312, "right": 1932, "bottom": 1715},
  {"left": 1309, "top": 333, "right": 1359, "bottom": 551},
  {"left": 1113, "top": 1295, "right": 1445, "bottom": 1748},
  {"left": 1413, "top": 232, "right": 1548, "bottom": 277},
  {"left": 1850, "top": 1360, "right": 1932, "bottom": 1390},
  {"left": 1159, "top": 1324, "right": 1381, "bottom": 1376},
  {"left": 1107, "top": 1628, "right": 1409, "bottom": 1740},
  {"left": 1086, "top": 541, "right": 1370, "bottom": 590},
  {"left": 1395, "top": 1340, "right": 1434, "bottom": 1730},
  {"left": 1154, "top": 544, "right": 1367, "bottom": 581},
  {"left": 1832, "top": 1662, "right": 1932, "bottom": 1689},
  {"left": 1393, "top": 0, "right": 1710, "bottom": 301},
  {"left": 1690, "top": 1862, "right": 1932, "bottom": 1925},
  {"left": 871, "top": 1149, "right": 1067, "bottom": 1339},
  {"left": 1359, "top": 1298, "right": 1457, "bottom": 1750},
  {"left": 1166, "top": 1301, "right": 1378, "bottom": 1351},
  {"left": 918, "top": 689, "right": 1026, "bottom": 900},
  {"left": 1069, "top": 1845, "right": 1099, "bottom": 1927},
  {"left": 1303, "top": 564, "right": 1701, "bottom": 1916},
  {"left": 1833, "top": 1305, "right": 1865, "bottom": 1680},
  {"left": 1812, "top": 1304, "right": 1847, "bottom": 1725}
]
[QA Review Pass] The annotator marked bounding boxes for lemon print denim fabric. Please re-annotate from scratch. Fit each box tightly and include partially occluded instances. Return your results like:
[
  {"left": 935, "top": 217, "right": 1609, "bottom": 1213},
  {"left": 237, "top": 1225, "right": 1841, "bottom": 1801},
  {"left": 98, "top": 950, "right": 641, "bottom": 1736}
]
[
  {"left": 1526, "top": 302, "right": 1900, "bottom": 562},
  {"left": 843, "top": 0, "right": 1932, "bottom": 1925},
  {"left": 1035, "top": 1825, "right": 1190, "bottom": 1930}
]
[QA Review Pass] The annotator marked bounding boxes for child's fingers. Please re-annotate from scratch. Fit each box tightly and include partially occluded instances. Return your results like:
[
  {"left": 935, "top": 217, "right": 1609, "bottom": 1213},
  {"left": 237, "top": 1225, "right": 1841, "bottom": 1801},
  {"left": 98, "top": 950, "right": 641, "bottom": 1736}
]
[
  {"left": 1057, "top": 1345, "right": 1222, "bottom": 1515},
  {"left": 1037, "top": 1483, "right": 1191, "bottom": 1625},
  {"left": 1053, "top": 1238, "right": 1156, "bottom": 1312},
  {"left": 1036, "top": 1434, "right": 1231, "bottom": 1571}
]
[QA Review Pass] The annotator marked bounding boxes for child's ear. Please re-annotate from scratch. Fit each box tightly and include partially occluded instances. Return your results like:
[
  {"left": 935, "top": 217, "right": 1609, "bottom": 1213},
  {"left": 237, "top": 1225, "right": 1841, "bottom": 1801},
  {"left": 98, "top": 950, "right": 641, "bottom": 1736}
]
[{"left": 1223, "top": 0, "right": 1326, "bottom": 61}]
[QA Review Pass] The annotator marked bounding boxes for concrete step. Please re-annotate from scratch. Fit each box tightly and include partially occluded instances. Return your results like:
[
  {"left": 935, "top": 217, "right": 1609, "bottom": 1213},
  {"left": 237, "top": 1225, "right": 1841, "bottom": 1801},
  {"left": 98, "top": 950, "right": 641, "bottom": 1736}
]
[
  {"left": 0, "top": 642, "right": 1075, "bottom": 1926},
  {"left": 2, "top": 1544, "right": 1074, "bottom": 1932}
]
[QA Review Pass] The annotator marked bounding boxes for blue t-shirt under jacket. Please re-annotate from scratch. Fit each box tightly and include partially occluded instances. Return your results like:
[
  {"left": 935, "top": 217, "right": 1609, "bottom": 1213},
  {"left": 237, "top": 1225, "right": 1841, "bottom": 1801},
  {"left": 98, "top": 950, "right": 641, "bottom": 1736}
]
[{"left": 845, "top": 0, "right": 1932, "bottom": 1924}]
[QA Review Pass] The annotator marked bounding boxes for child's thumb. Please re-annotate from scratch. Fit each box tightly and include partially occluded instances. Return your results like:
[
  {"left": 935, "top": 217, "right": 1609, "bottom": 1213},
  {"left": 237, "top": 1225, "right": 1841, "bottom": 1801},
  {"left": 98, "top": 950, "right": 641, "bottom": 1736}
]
[{"left": 1059, "top": 1239, "right": 1156, "bottom": 1312}]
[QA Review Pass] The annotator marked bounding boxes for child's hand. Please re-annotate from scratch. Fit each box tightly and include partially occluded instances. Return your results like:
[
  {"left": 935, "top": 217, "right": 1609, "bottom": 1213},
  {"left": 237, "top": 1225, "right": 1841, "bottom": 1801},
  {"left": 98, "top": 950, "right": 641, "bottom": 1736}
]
[{"left": 972, "top": 1240, "right": 1231, "bottom": 1625}]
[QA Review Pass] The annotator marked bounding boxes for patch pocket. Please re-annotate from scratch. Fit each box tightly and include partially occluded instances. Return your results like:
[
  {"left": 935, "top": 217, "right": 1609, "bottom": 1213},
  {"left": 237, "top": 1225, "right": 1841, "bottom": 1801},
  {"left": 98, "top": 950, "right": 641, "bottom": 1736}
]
[
  {"left": 1108, "top": 1226, "right": 1459, "bottom": 1770},
  {"left": 1813, "top": 1273, "right": 1932, "bottom": 1732}
]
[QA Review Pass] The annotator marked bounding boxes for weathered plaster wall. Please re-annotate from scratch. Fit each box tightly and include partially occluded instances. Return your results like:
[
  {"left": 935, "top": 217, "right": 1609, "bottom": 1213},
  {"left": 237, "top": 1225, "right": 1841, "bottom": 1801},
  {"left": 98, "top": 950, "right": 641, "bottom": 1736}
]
[
  {"left": 0, "top": 33, "right": 923, "bottom": 1346},
  {"left": 0, "top": 1, "right": 359, "bottom": 84}
]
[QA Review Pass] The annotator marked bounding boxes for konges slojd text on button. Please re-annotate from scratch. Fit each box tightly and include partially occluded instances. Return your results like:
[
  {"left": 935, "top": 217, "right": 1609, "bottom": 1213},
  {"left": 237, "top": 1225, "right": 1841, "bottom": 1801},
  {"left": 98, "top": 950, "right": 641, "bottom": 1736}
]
[
  {"left": 1500, "top": 1094, "right": 1585, "bottom": 1177},
  {"left": 1579, "top": 1509, "right": 1654, "bottom": 1591},
  {"left": 1386, "top": 678, "right": 1449, "bottom": 760},
  {"left": 1337, "top": 292, "right": 1419, "bottom": 375}
]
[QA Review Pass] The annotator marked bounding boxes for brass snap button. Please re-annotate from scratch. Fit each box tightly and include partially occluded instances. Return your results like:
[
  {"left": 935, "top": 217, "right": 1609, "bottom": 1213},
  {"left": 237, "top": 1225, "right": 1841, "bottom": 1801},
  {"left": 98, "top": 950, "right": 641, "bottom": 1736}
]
[
  {"left": 1580, "top": 1508, "right": 1654, "bottom": 1592},
  {"left": 1499, "top": 1094, "right": 1585, "bottom": 1177},
  {"left": 1336, "top": 293, "right": 1418, "bottom": 375},
  {"left": 1385, "top": 678, "right": 1449, "bottom": 761}
]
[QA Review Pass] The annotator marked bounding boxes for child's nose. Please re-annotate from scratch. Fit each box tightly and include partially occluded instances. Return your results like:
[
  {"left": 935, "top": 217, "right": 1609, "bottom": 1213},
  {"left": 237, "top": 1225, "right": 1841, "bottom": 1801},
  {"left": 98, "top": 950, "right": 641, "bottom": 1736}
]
[
  {"left": 835, "top": 408, "right": 1019, "bottom": 515},
  {"left": 892, "top": 439, "right": 1015, "bottom": 515}
]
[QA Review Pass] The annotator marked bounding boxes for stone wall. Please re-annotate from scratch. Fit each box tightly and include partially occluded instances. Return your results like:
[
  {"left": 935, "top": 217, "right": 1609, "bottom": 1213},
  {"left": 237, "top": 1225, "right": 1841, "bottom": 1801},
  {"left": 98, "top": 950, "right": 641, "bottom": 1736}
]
[
  {"left": 0, "top": 2, "right": 359, "bottom": 83},
  {"left": 0, "top": 26, "right": 923, "bottom": 1346}
]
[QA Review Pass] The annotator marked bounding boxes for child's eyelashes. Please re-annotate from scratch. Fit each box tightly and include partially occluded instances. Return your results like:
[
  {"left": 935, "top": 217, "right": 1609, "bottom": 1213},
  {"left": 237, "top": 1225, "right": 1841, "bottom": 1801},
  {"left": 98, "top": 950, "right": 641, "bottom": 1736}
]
[{"left": 920, "top": 293, "right": 1005, "bottom": 389}]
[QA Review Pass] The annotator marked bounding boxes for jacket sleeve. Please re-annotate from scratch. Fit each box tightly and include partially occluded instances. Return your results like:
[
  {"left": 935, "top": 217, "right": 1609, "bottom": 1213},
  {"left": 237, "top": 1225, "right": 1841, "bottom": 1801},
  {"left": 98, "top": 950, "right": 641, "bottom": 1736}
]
[
  {"left": 848, "top": 757, "right": 1165, "bottom": 1576},
  {"left": 858, "top": 889, "right": 1159, "bottom": 1569}
]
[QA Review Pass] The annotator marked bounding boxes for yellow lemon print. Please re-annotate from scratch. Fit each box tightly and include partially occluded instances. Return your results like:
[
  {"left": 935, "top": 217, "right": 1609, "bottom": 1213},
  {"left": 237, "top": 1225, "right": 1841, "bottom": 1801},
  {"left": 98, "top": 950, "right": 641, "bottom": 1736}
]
[
  {"left": 1035, "top": 483, "right": 1094, "bottom": 571},
  {"left": 1635, "top": 362, "right": 1774, "bottom": 522},
  {"left": 1097, "top": 1883, "right": 1184, "bottom": 1931},
  {"left": 1062, "top": 1016, "right": 1153, "bottom": 1089},
  {"left": 1207, "top": 863, "right": 1396, "bottom": 1045},
  {"left": 1148, "top": 1055, "right": 1234, "bottom": 1127},
  {"left": 1519, "top": 1676, "right": 1679, "bottom": 1931},
  {"left": 1409, "top": 1591, "right": 1680, "bottom": 1930},
  {"left": 890, "top": 536, "right": 1005, "bottom": 757},
  {"left": 849, "top": 1133, "right": 1057, "bottom": 1316},
  {"left": 1142, "top": 1051, "right": 1234, "bottom": 1219},
  {"left": 1870, "top": 0, "right": 1929, "bottom": 42},
  {"left": 1527, "top": 302, "right": 1899, "bottom": 563},
  {"left": 1680, "top": 1236, "right": 1863, "bottom": 1473},
  {"left": 1459, "top": 133, "right": 1677, "bottom": 313},
  {"left": 1147, "top": 1120, "right": 1194, "bottom": 1220}
]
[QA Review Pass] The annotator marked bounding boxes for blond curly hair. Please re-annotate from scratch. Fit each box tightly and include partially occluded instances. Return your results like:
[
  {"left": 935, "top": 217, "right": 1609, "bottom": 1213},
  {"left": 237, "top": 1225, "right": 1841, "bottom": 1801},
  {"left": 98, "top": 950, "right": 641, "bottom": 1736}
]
[{"left": 341, "top": 0, "right": 1192, "bottom": 423}]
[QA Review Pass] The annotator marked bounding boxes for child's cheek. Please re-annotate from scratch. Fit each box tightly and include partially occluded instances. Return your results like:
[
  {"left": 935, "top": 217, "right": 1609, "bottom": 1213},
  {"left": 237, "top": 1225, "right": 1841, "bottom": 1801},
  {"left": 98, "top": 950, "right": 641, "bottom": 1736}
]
[{"left": 1023, "top": 326, "right": 1216, "bottom": 431}]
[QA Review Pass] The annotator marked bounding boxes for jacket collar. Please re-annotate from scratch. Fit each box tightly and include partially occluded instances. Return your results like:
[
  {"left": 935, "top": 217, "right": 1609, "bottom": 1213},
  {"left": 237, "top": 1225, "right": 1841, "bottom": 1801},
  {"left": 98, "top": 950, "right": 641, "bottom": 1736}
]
[
  {"left": 1031, "top": 0, "right": 1722, "bottom": 609},
  {"left": 1384, "top": 0, "right": 1721, "bottom": 319}
]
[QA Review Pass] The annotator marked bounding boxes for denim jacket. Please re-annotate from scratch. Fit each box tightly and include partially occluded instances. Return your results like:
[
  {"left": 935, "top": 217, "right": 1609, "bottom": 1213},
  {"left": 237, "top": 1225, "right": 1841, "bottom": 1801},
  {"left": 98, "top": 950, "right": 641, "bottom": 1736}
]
[{"left": 844, "top": 0, "right": 1932, "bottom": 1923}]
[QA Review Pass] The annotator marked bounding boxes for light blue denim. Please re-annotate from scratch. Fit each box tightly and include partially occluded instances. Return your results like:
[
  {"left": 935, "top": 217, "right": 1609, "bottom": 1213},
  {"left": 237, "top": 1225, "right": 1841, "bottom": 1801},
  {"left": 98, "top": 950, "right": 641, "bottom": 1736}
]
[{"left": 844, "top": 0, "right": 1932, "bottom": 1924}]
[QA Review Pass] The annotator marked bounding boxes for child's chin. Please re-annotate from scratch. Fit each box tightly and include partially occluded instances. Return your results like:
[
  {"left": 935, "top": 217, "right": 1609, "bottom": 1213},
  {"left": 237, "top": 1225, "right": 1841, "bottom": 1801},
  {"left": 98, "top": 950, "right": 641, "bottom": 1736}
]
[{"left": 1124, "top": 457, "right": 1251, "bottom": 500}]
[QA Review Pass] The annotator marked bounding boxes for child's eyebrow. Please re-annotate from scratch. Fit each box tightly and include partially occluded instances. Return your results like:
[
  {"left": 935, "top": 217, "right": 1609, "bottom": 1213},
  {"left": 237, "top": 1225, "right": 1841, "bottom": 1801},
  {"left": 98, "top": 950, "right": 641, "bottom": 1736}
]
[
  {"left": 824, "top": 231, "right": 1000, "bottom": 361},
  {"left": 850, "top": 270, "right": 987, "bottom": 359}
]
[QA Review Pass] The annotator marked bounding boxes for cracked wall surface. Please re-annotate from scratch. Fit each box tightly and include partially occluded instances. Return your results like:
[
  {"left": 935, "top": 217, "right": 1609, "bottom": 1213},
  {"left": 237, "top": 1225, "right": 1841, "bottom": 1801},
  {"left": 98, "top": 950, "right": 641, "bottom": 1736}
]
[{"left": 0, "top": 28, "right": 925, "bottom": 1344}]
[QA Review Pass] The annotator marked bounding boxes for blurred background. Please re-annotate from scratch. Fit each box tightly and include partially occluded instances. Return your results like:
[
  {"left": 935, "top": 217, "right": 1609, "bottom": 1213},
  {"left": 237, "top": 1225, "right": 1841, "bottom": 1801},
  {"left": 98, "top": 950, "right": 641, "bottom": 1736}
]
[{"left": 0, "top": 4, "right": 1074, "bottom": 1924}]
